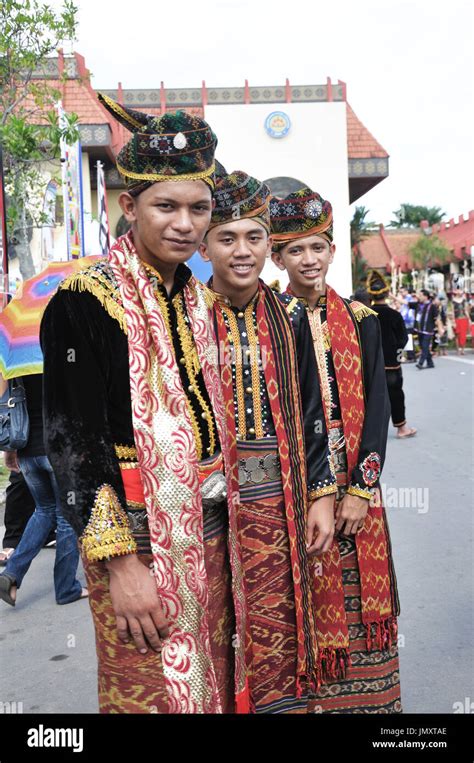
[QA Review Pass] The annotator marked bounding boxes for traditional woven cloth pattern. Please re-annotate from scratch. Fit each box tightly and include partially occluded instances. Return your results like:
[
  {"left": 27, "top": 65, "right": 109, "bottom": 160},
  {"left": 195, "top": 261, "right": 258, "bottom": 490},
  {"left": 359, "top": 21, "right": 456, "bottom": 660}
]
[
  {"left": 208, "top": 171, "right": 271, "bottom": 232},
  {"left": 237, "top": 438, "right": 309, "bottom": 713},
  {"left": 309, "top": 538, "right": 402, "bottom": 713},
  {"left": 270, "top": 188, "right": 333, "bottom": 250},
  {"left": 82, "top": 517, "right": 235, "bottom": 713}
]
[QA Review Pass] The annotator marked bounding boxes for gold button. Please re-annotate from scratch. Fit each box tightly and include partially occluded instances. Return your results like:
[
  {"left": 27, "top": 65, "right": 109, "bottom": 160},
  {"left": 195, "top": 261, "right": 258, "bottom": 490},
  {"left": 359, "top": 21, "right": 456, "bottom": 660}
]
[
  {"left": 246, "top": 349, "right": 252, "bottom": 356},
  {"left": 201, "top": 412, "right": 207, "bottom": 420},
  {"left": 237, "top": 311, "right": 244, "bottom": 318},
  {"left": 246, "top": 387, "right": 253, "bottom": 394},
  {"left": 248, "top": 427, "right": 255, "bottom": 435},
  {"left": 206, "top": 447, "right": 211, "bottom": 453},
  {"left": 179, "top": 357, "right": 186, "bottom": 364},
  {"left": 188, "top": 385, "right": 194, "bottom": 393},
  {"left": 228, "top": 335, "right": 234, "bottom": 343}
]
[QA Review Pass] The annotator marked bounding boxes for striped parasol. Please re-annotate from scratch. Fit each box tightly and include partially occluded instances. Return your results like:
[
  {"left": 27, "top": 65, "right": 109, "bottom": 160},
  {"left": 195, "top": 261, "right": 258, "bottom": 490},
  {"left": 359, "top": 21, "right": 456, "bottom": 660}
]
[{"left": 0, "top": 256, "right": 103, "bottom": 380}]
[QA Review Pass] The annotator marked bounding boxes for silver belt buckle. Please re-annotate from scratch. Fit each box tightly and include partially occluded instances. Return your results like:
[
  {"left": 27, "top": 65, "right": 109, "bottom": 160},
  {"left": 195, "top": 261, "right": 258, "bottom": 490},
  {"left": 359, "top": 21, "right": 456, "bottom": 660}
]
[
  {"left": 200, "top": 470, "right": 227, "bottom": 509},
  {"left": 239, "top": 452, "right": 281, "bottom": 485}
]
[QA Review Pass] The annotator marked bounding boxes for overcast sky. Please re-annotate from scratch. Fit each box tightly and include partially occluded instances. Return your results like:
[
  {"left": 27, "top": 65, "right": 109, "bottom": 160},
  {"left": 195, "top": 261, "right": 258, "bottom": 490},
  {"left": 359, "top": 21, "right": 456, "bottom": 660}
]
[{"left": 59, "top": 0, "right": 472, "bottom": 225}]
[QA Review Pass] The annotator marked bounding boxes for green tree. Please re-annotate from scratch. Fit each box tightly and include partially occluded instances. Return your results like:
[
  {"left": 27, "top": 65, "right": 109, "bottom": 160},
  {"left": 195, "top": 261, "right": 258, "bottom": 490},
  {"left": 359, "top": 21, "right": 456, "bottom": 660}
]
[
  {"left": 409, "top": 234, "right": 450, "bottom": 271},
  {"left": 350, "top": 205, "right": 377, "bottom": 247},
  {"left": 0, "top": 0, "right": 78, "bottom": 277},
  {"left": 390, "top": 204, "right": 445, "bottom": 229},
  {"left": 350, "top": 205, "right": 376, "bottom": 290}
]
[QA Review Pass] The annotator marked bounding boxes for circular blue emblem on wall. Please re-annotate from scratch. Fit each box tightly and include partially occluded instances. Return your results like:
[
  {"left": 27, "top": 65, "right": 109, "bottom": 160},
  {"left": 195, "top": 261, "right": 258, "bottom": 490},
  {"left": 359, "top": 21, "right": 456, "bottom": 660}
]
[{"left": 265, "top": 111, "right": 291, "bottom": 139}]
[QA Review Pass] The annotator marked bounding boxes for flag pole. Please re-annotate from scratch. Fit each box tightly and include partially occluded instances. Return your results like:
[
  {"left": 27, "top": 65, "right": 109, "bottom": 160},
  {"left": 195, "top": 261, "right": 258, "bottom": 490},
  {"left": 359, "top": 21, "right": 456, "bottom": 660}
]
[{"left": 0, "top": 143, "right": 9, "bottom": 309}]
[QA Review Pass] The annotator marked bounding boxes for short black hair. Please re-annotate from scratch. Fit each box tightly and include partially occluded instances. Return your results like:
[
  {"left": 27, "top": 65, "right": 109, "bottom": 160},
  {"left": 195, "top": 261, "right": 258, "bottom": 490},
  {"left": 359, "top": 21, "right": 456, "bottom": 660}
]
[{"left": 352, "top": 288, "right": 371, "bottom": 307}]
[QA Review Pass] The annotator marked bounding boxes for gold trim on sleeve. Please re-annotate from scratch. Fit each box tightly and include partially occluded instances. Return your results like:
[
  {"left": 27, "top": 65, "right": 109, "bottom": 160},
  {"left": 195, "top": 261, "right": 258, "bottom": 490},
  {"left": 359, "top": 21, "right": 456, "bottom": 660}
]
[
  {"left": 80, "top": 484, "right": 137, "bottom": 562},
  {"left": 347, "top": 485, "right": 373, "bottom": 500},
  {"left": 114, "top": 444, "right": 137, "bottom": 460},
  {"left": 308, "top": 485, "right": 338, "bottom": 500}
]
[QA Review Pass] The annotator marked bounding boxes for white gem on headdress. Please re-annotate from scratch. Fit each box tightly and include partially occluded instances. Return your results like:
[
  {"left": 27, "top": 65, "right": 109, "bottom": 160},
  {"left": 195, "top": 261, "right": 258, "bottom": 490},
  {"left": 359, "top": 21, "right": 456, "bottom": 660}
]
[
  {"left": 173, "top": 132, "right": 187, "bottom": 149},
  {"left": 304, "top": 199, "right": 323, "bottom": 218}
]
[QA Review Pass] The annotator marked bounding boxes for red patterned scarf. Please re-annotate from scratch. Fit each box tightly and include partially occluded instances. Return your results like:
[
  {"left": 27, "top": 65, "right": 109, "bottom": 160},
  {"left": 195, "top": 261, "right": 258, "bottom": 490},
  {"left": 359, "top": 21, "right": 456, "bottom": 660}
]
[
  {"left": 108, "top": 232, "right": 249, "bottom": 713},
  {"left": 212, "top": 281, "right": 320, "bottom": 695},
  {"left": 289, "top": 283, "right": 399, "bottom": 682}
]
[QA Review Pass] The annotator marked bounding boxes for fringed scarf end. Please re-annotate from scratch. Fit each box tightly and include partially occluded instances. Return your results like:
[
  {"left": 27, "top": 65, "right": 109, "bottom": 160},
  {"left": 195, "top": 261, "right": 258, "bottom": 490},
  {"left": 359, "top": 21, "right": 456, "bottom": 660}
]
[
  {"left": 366, "top": 616, "right": 398, "bottom": 652},
  {"left": 316, "top": 647, "right": 351, "bottom": 688}
]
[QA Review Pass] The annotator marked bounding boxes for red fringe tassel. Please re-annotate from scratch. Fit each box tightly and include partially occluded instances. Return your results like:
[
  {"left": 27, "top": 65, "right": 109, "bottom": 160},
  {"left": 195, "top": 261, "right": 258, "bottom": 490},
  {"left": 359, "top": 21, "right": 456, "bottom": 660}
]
[{"left": 366, "top": 616, "right": 398, "bottom": 652}]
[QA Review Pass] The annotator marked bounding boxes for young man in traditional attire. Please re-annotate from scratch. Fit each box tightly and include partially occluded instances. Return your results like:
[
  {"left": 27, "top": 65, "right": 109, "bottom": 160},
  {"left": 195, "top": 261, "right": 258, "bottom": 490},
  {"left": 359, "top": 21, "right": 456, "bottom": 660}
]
[
  {"left": 200, "top": 171, "right": 338, "bottom": 713},
  {"left": 367, "top": 270, "right": 417, "bottom": 439},
  {"left": 40, "top": 97, "right": 249, "bottom": 714},
  {"left": 270, "top": 188, "right": 402, "bottom": 713}
]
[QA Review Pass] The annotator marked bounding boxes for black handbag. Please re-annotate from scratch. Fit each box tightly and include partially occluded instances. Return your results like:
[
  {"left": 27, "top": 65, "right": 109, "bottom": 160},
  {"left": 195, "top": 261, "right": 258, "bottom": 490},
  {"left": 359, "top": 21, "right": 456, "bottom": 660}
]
[{"left": 0, "top": 377, "right": 30, "bottom": 451}]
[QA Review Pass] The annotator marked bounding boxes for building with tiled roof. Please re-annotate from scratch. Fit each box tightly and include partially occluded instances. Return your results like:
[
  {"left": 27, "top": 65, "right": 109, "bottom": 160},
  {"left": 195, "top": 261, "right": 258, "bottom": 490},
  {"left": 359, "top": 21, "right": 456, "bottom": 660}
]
[
  {"left": 28, "top": 51, "right": 391, "bottom": 295},
  {"left": 359, "top": 213, "right": 474, "bottom": 292}
]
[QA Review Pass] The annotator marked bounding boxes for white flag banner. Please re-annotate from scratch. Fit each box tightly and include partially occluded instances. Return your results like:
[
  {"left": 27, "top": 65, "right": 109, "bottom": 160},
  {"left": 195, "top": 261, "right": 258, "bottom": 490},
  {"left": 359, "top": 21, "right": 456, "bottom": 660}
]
[
  {"left": 97, "top": 161, "right": 110, "bottom": 256},
  {"left": 41, "top": 178, "right": 59, "bottom": 263},
  {"left": 57, "top": 101, "right": 85, "bottom": 260}
]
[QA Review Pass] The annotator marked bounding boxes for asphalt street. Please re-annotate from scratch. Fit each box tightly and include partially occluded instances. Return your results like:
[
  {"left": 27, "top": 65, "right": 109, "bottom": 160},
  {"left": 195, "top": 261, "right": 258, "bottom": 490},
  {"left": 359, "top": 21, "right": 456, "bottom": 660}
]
[{"left": 0, "top": 353, "right": 473, "bottom": 714}]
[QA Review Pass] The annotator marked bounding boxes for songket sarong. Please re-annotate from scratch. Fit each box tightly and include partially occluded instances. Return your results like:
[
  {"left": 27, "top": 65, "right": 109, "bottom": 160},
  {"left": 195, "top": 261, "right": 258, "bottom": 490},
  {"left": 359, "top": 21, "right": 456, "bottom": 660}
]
[
  {"left": 309, "top": 537, "right": 402, "bottom": 714},
  {"left": 237, "top": 437, "right": 308, "bottom": 714},
  {"left": 83, "top": 500, "right": 235, "bottom": 714}
]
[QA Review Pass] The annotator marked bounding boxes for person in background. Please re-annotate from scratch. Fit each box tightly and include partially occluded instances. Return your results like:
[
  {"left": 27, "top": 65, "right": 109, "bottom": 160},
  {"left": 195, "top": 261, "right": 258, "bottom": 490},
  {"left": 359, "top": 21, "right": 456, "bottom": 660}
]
[
  {"left": 415, "top": 290, "right": 438, "bottom": 369},
  {"left": 452, "top": 285, "right": 470, "bottom": 355},
  {"left": 398, "top": 287, "right": 417, "bottom": 362},
  {"left": 433, "top": 296, "right": 448, "bottom": 356},
  {"left": 469, "top": 291, "right": 474, "bottom": 351},
  {"left": 352, "top": 288, "right": 371, "bottom": 307},
  {"left": 1, "top": 470, "right": 35, "bottom": 566},
  {"left": 0, "top": 374, "right": 87, "bottom": 606},
  {"left": 367, "top": 271, "right": 417, "bottom": 439}
]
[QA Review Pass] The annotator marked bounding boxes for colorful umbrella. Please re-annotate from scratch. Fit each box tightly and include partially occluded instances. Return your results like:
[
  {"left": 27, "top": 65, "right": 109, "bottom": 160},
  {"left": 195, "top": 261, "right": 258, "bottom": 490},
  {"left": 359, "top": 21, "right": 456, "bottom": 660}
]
[{"left": 0, "top": 256, "right": 103, "bottom": 380}]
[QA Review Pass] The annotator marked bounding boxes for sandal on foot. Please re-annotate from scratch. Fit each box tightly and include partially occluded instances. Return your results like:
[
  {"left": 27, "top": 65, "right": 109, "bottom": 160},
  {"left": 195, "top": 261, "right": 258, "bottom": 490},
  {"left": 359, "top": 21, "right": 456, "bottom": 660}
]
[
  {"left": 397, "top": 428, "right": 417, "bottom": 439},
  {"left": 0, "top": 548, "right": 15, "bottom": 566},
  {"left": 0, "top": 572, "right": 17, "bottom": 607}
]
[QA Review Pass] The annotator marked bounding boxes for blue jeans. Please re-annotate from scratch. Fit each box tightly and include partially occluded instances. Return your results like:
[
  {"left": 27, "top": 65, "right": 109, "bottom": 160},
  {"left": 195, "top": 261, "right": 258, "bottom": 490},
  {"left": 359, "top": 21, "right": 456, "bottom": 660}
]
[
  {"left": 5, "top": 455, "right": 83, "bottom": 604},
  {"left": 418, "top": 333, "right": 434, "bottom": 367}
]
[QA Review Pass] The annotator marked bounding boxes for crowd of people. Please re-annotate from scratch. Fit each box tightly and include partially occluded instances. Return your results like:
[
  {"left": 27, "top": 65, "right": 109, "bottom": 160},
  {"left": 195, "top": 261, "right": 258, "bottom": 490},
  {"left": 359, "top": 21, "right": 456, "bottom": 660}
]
[
  {"left": 389, "top": 283, "right": 474, "bottom": 361},
  {"left": 0, "top": 96, "right": 462, "bottom": 716}
]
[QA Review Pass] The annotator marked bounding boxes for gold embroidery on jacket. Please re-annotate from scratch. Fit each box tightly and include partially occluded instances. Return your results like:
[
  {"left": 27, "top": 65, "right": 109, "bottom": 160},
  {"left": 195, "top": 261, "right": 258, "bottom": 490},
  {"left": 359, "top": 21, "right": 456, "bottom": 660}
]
[{"left": 80, "top": 484, "right": 137, "bottom": 561}]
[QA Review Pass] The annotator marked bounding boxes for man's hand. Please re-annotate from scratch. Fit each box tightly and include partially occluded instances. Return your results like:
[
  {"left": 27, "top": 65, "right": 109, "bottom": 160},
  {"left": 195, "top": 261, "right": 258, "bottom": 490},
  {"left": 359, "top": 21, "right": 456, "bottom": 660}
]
[
  {"left": 306, "top": 494, "right": 336, "bottom": 556},
  {"left": 335, "top": 493, "right": 369, "bottom": 536},
  {"left": 4, "top": 450, "right": 20, "bottom": 473},
  {"left": 106, "top": 554, "right": 170, "bottom": 654}
]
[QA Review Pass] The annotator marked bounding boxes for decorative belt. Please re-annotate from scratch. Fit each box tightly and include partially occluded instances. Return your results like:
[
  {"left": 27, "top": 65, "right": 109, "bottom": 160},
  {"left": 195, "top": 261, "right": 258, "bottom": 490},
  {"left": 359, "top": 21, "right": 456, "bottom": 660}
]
[{"left": 238, "top": 452, "right": 281, "bottom": 486}]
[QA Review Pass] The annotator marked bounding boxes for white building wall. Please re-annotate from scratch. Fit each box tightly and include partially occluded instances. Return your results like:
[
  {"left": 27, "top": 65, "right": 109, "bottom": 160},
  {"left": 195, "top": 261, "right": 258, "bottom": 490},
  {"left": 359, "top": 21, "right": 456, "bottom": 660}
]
[{"left": 206, "top": 101, "right": 353, "bottom": 297}]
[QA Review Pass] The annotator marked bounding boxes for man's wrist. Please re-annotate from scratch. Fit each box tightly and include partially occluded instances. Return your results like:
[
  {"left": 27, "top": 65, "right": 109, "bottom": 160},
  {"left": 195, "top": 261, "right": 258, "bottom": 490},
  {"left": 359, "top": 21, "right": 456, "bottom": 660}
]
[
  {"left": 347, "top": 484, "right": 374, "bottom": 501},
  {"left": 105, "top": 553, "right": 140, "bottom": 574}
]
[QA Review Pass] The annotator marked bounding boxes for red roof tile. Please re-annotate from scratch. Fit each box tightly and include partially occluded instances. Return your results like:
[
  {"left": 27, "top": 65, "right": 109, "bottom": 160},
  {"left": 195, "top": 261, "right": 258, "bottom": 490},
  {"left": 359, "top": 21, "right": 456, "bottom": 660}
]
[
  {"left": 359, "top": 229, "right": 420, "bottom": 271},
  {"left": 346, "top": 104, "right": 388, "bottom": 159}
]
